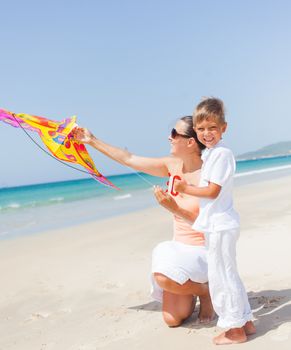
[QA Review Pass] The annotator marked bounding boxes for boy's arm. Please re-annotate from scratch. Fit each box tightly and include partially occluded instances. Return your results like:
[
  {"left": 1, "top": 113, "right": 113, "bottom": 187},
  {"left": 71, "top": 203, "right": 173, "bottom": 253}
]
[
  {"left": 174, "top": 180, "right": 221, "bottom": 199},
  {"left": 174, "top": 149, "right": 233, "bottom": 199},
  {"left": 153, "top": 186, "right": 199, "bottom": 224}
]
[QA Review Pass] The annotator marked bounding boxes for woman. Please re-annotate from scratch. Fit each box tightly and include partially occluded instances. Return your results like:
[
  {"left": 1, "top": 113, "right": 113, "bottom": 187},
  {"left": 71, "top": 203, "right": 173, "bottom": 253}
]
[{"left": 73, "top": 116, "right": 214, "bottom": 326}]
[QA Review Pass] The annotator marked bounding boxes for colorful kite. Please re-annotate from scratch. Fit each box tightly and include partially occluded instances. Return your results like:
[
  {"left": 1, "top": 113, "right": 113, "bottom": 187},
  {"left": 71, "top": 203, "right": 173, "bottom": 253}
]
[{"left": 0, "top": 108, "right": 118, "bottom": 189}]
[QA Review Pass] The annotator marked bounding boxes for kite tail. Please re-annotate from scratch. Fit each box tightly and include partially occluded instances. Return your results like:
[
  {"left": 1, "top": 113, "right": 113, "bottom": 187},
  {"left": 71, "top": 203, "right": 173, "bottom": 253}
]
[{"left": 90, "top": 173, "right": 120, "bottom": 190}]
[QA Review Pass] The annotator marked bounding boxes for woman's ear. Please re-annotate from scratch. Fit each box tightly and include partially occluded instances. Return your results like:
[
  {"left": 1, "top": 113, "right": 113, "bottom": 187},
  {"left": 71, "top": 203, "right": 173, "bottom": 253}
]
[{"left": 188, "top": 138, "right": 196, "bottom": 147}]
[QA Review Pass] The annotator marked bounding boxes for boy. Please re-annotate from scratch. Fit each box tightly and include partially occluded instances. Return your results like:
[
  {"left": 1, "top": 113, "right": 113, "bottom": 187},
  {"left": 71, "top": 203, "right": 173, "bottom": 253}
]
[{"left": 174, "top": 98, "right": 255, "bottom": 345}]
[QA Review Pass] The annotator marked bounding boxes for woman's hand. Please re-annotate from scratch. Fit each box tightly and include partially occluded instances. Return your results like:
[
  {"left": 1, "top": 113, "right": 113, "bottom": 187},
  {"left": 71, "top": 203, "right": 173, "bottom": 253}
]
[
  {"left": 72, "top": 127, "right": 94, "bottom": 144},
  {"left": 153, "top": 186, "right": 179, "bottom": 213},
  {"left": 154, "top": 185, "right": 198, "bottom": 223}
]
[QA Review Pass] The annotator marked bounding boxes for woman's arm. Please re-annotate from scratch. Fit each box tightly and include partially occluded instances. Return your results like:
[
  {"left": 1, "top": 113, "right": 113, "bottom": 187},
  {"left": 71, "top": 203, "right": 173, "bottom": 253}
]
[
  {"left": 73, "top": 127, "right": 169, "bottom": 177},
  {"left": 153, "top": 186, "right": 199, "bottom": 224}
]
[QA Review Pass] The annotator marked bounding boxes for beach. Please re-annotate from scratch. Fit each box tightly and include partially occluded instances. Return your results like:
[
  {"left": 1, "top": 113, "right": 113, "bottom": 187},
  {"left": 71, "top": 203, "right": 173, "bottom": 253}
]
[{"left": 1, "top": 174, "right": 291, "bottom": 350}]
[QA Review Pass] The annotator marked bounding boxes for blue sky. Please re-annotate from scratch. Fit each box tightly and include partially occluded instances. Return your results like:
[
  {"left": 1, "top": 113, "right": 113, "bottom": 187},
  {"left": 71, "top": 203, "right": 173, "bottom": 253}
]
[{"left": 1, "top": 0, "right": 291, "bottom": 187}]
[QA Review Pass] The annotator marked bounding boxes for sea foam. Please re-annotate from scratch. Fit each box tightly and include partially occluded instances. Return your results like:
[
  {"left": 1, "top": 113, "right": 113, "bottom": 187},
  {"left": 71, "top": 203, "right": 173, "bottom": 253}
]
[
  {"left": 235, "top": 164, "right": 291, "bottom": 177},
  {"left": 113, "top": 194, "right": 132, "bottom": 200}
]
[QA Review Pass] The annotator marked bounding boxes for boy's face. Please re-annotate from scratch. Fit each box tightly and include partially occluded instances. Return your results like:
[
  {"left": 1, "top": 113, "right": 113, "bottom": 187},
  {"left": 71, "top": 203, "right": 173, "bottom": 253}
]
[{"left": 194, "top": 118, "right": 227, "bottom": 148}]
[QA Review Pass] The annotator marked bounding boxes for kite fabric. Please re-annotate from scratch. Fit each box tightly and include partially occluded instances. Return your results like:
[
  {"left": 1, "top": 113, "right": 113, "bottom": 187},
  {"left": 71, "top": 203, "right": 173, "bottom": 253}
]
[{"left": 0, "top": 108, "right": 118, "bottom": 189}]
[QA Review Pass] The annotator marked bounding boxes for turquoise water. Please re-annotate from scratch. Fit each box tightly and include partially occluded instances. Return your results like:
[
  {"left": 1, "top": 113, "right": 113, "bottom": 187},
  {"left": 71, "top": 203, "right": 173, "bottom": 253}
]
[
  {"left": 236, "top": 155, "right": 291, "bottom": 173},
  {"left": 0, "top": 173, "right": 165, "bottom": 212},
  {"left": 0, "top": 173, "right": 166, "bottom": 239},
  {"left": 1, "top": 155, "right": 291, "bottom": 239}
]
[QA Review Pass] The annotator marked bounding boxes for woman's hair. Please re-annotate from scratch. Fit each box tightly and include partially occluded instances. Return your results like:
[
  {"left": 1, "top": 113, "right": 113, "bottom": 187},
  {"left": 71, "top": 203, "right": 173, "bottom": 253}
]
[{"left": 180, "top": 116, "right": 206, "bottom": 151}]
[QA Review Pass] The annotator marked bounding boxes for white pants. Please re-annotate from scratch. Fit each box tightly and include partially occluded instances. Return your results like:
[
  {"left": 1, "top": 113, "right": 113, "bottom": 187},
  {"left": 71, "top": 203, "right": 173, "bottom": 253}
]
[{"left": 207, "top": 228, "right": 253, "bottom": 328}]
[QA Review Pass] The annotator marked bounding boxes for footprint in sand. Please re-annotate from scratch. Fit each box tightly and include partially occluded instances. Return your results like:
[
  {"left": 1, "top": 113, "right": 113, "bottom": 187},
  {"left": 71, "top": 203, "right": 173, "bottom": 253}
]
[
  {"left": 78, "top": 345, "right": 96, "bottom": 350},
  {"left": 269, "top": 323, "right": 291, "bottom": 341},
  {"left": 24, "top": 308, "right": 72, "bottom": 324},
  {"left": 104, "top": 282, "right": 119, "bottom": 289},
  {"left": 99, "top": 282, "right": 125, "bottom": 290},
  {"left": 39, "top": 342, "right": 56, "bottom": 350},
  {"left": 58, "top": 307, "right": 72, "bottom": 314},
  {"left": 24, "top": 312, "right": 51, "bottom": 323},
  {"left": 250, "top": 295, "right": 284, "bottom": 309}
]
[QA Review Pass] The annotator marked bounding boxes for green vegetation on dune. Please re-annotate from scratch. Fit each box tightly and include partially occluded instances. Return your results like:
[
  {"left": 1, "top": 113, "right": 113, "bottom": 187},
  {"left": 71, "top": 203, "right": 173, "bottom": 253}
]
[{"left": 237, "top": 141, "right": 291, "bottom": 160}]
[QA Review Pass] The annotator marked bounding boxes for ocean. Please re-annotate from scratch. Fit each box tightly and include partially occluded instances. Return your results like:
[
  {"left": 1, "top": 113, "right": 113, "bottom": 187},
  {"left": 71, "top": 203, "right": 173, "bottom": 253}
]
[{"left": 1, "top": 155, "right": 291, "bottom": 239}]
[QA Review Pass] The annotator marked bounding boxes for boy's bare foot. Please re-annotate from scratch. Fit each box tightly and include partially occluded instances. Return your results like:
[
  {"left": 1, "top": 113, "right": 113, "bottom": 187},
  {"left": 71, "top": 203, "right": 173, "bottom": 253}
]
[
  {"left": 213, "top": 328, "right": 247, "bottom": 345},
  {"left": 244, "top": 321, "right": 256, "bottom": 335},
  {"left": 198, "top": 288, "right": 216, "bottom": 323}
]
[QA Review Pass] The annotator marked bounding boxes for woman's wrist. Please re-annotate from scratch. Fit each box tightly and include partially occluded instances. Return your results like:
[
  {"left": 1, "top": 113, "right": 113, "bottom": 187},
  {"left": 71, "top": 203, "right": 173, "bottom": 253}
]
[{"left": 88, "top": 135, "right": 98, "bottom": 147}]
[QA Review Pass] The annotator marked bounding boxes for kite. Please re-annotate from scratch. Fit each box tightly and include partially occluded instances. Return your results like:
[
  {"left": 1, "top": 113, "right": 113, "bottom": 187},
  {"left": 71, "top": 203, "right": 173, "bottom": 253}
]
[{"left": 0, "top": 108, "right": 119, "bottom": 189}]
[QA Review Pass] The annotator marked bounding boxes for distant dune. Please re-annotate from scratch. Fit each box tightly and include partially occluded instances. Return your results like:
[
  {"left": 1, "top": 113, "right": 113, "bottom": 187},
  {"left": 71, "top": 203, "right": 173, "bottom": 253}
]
[{"left": 236, "top": 141, "right": 291, "bottom": 160}]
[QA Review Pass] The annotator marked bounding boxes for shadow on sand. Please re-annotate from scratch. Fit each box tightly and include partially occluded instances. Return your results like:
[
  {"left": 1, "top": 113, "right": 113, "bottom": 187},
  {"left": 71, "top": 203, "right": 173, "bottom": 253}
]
[{"left": 129, "top": 288, "right": 291, "bottom": 339}]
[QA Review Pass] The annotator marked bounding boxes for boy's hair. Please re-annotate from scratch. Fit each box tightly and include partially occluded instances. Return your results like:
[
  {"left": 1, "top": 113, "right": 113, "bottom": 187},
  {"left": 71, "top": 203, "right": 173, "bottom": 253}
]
[{"left": 193, "top": 97, "right": 226, "bottom": 126}]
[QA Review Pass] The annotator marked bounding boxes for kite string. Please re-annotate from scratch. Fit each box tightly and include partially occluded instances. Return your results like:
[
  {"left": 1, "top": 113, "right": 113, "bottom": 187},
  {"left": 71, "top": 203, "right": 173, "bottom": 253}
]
[
  {"left": 124, "top": 165, "right": 156, "bottom": 187},
  {"left": 10, "top": 113, "right": 158, "bottom": 187}
]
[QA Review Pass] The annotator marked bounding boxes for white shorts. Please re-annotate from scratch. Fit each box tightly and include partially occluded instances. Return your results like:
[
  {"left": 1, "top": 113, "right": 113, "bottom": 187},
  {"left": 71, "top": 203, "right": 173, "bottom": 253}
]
[{"left": 151, "top": 240, "right": 208, "bottom": 302}]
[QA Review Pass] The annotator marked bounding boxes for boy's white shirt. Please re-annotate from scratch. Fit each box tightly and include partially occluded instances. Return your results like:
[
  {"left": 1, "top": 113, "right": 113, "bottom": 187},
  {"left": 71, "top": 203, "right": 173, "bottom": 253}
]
[{"left": 192, "top": 140, "right": 240, "bottom": 232}]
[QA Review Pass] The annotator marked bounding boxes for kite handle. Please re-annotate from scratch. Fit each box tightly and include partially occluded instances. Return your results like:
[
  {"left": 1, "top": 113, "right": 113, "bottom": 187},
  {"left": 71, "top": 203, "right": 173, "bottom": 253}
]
[{"left": 166, "top": 173, "right": 181, "bottom": 197}]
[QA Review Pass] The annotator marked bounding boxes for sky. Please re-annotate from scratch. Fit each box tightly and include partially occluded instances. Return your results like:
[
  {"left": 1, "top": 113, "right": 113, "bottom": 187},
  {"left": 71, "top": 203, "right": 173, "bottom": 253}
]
[{"left": 1, "top": 0, "right": 291, "bottom": 187}]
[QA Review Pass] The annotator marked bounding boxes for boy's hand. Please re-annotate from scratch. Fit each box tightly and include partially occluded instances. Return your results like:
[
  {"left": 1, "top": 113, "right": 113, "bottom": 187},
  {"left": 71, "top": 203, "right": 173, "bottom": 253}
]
[
  {"left": 153, "top": 186, "right": 179, "bottom": 212},
  {"left": 72, "top": 127, "right": 94, "bottom": 144},
  {"left": 173, "top": 179, "right": 187, "bottom": 193}
]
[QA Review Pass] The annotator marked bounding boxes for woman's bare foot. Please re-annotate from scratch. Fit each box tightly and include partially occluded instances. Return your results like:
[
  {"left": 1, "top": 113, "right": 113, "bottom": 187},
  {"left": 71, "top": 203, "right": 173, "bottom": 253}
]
[
  {"left": 198, "top": 292, "right": 216, "bottom": 323},
  {"left": 213, "top": 327, "right": 247, "bottom": 345},
  {"left": 244, "top": 321, "right": 256, "bottom": 335}
]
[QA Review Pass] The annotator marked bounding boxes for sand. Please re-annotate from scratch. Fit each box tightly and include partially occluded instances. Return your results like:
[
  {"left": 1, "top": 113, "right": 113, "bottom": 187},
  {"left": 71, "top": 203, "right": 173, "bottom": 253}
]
[{"left": 1, "top": 175, "right": 291, "bottom": 349}]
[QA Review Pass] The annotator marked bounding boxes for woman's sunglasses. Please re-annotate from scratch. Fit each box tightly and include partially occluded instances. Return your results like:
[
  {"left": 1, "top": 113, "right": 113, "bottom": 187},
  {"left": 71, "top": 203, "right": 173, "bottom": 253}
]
[{"left": 171, "top": 128, "right": 191, "bottom": 139}]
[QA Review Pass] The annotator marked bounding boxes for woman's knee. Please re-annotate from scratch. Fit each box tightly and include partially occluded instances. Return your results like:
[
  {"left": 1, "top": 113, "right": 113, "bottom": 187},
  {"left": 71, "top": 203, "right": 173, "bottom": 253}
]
[
  {"left": 163, "top": 312, "right": 183, "bottom": 327},
  {"left": 162, "top": 294, "right": 195, "bottom": 327}
]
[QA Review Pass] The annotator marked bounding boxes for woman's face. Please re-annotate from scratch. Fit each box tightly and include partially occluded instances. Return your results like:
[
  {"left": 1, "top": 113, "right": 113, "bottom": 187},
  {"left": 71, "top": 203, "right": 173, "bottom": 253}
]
[{"left": 169, "top": 120, "right": 201, "bottom": 157}]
